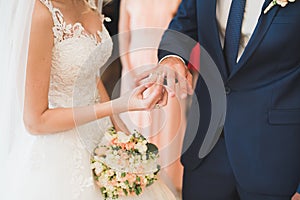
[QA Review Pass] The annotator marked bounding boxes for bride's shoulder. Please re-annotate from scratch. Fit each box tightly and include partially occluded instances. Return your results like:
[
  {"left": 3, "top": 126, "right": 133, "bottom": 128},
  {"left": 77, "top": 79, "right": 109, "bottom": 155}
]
[{"left": 32, "top": 0, "right": 53, "bottom": 30}]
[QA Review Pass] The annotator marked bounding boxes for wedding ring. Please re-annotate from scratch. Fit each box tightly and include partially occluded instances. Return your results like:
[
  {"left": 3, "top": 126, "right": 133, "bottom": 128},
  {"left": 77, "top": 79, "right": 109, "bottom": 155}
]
[{"left": 154, "top": 104, "right": 161, "bottom": 109}]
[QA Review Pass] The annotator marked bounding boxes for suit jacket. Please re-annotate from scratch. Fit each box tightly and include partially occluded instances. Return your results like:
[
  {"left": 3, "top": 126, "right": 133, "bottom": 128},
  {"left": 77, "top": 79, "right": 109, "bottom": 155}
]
[{"left": 158, "top": 0, "right": 300, "bottom": 196}]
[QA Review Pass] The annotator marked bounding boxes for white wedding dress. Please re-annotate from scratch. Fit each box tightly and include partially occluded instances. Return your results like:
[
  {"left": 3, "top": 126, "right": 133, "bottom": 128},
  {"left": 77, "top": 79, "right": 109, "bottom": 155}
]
[{"left": 2, "top": 0, "right": 176, "bottom": 199}]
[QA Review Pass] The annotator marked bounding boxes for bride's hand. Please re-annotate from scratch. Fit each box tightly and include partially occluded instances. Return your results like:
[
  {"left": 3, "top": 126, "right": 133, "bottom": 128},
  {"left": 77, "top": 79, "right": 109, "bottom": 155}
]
[
  {"left": 111, "top": 72, "right": 167, "bottom": 114},
  {"left": 127, "top": 71, "right": 168, "bottom": 111},
  {"left": 125, "top": 83, "right": 167, "bottom": 111}
]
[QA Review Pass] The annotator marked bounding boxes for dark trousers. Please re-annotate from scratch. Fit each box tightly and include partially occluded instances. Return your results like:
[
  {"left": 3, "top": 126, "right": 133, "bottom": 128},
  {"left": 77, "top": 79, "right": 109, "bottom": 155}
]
[{"left": 182, "top": 138, "right": 292, "bottom": 200}]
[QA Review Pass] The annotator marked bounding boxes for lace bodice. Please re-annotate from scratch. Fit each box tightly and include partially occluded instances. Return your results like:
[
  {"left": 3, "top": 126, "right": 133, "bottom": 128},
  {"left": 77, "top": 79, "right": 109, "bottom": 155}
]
[
  {"left": 30, "top": 1, "right": 113, "bottom": 198},
  {"left": 40, "top": 0, "right": 113, "bottom": 108}
]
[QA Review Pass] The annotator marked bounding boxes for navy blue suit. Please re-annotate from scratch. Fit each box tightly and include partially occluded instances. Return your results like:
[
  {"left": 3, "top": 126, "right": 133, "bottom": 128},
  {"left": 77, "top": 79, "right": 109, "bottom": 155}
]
[{"left": 158, "top": 0, "right": 300, "bottom": 199}]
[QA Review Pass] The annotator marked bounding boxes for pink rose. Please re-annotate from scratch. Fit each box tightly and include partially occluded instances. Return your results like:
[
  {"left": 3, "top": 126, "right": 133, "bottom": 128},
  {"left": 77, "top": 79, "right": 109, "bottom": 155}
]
[
  {"left": 126, "top": 173, "right": 137, "bottom": 184},
  {"left": 125, "top": 142, "right": 135, "bottom": 150}
]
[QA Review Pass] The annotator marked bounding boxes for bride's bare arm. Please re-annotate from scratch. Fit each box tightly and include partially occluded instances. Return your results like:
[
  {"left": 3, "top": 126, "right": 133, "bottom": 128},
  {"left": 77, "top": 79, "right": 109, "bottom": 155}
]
[{"left": 23, "top": 2, "right": 163, "bottom": 135}]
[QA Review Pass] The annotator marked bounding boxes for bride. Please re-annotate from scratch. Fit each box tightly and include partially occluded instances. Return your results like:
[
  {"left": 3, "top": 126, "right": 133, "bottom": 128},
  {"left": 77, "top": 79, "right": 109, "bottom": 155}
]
[{"left": 0, "top": 0, "right": 176, "bottom": 199}]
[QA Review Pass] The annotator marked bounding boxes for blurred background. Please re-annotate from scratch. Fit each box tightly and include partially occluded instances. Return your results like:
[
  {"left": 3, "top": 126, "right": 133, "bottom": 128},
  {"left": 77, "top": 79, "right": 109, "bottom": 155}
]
[{"left": 101, "top": 1, "right": 188, "bottom": 198}]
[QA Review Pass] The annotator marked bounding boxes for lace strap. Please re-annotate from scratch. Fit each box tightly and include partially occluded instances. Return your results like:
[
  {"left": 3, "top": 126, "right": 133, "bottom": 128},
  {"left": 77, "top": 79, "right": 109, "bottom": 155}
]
[
  {"left": 39, "top": 0, "right": 64, "bottom": 26},
  {"left": 39, "top": 0, "right": 65, "bottom": 43}
]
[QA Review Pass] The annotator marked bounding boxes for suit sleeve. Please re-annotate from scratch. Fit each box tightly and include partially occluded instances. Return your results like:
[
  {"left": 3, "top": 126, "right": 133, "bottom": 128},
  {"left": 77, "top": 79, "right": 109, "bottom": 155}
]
[{"left": 158, "top": 0, "right": 198, "bottom": 64}]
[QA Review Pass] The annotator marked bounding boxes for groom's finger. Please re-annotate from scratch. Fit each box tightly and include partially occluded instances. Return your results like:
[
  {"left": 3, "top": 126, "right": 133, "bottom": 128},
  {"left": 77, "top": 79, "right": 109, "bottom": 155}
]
[
  {"left": 156, "top": 72, "right": 165, "bottom": 85},
  {"left": 135, "top": 67, "right": 159, "bottom": 86},
  {"left": 166, "top": 69, "right": 176, "bottom": 97},
  {"left": 186, "top": 71, "right": 194, "bottom": 95},
  {"left": 137, "top": 70, "right": 160, "bottom": 87},
  {"left": 177, "top": 74, "right": 188, "bottom": 99},
  {"left": 155, "top": 73, "right": 167, "bottom": 107},
  {"left": 176, "top": 65, "right": 189, "bottom": 98},
  {"left": 175, "top": 64, "right": 189, "bottom": 98}
]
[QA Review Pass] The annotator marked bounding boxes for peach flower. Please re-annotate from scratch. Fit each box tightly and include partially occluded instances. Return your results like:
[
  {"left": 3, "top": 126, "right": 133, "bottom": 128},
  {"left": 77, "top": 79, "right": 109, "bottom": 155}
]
[{"left": 264, "top": 0, "right": 296, "bottom": 14}]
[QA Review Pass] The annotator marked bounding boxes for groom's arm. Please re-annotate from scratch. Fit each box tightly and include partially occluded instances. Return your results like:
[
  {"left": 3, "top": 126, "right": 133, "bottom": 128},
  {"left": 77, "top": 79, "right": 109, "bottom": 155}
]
[
  {"left": 157, "top": 0, "right": 198, "bottom": 98},
  {"left": 158, "top": 0, "right": 198, "bottom": 64}
]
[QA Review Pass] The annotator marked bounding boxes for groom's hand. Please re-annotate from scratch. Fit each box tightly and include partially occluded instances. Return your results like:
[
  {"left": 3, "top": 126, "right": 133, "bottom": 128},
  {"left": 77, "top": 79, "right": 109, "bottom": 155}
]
[
  {"left": 292, "top": 192, "right": 300, "bottom": 200},
  {"left": 136, "top": 57, "right": 193, "bottom": 99},
  {"left": 159, "top": 57, "right": 193, "bottom": 98}
]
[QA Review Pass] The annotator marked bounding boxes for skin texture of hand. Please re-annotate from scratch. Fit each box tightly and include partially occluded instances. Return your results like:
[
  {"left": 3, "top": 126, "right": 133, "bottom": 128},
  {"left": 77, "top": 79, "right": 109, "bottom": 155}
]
[
  {"left": 127, "top": 83, "right": 167, "bottom": 111},
  {"left": 292, "top": 192, "right": 300, "bottom": 200},
  {"left": 137, "top": 57, "right": 193, "bottom": 99},
  {"left": 111, "top": 81, "right": 167, "bottom": 114},
  {"left": 128, "top": 71, "right": 167, "bottom": 112}
]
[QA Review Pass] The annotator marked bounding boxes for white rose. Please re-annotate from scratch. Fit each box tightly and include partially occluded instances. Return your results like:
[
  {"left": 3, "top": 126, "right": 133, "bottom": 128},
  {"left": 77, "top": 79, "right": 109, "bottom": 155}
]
[
  {"left": 113, "top": 150, "right": 118, "bottom": 156},
  {"left": 107, "top": 190, "right": 113, "bottom": 198},
  {"left": 143, "top": 178, "right": 148, "bottom": 184},
  {"left": 129, "top": 158, "right": 134, "bottom": 163},
  {"left": 117, "top": 131, "right": 131, "bottom": 143},
  {"left": 142, "top": 140, "right": 147, "bottom": 145},
  {"left": 92, "top": 162, "right": 104, "bottom": 175},
  {"left": 134, "top": 143, "right": 148, "bottom": 154},
  {"left": 276, "top": 0, "right": 288, "bottom": 7},
  {"left": 95, "top": 167, "right": 104, "bottom": 176},
  {"left": 106, "top": 169, "right": 115, "bottom": 177},
  {"left": 142, "top": 155, "right": 147, "bottom": 160},
  {"left": 116, "top": 172, "right": 122, "bottom": 180},
  {"left": 100, "top": 175, "right": 109, "bottom": 185},
  {"left": 119, "top": 182, "right": 127, "bottom": 189}
]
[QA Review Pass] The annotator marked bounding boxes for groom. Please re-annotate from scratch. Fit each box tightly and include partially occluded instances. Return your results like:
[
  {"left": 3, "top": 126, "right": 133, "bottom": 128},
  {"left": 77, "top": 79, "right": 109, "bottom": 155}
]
[{"left": 157, "top": 0, "right": 300, "bottom": 199}]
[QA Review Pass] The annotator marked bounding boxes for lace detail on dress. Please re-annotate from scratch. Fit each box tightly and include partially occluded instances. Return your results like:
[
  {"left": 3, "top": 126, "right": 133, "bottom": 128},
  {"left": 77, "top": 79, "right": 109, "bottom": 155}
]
[
  {"left": 30, "top": 1, "right": 114, "bottom": 199},
  {"left": 38, "top": 0, "right": 113, "bottom": 108},
  {"left": 39, "top": 0, "right": 106, "bottom": 45},
  {"left": 39, "top": 0, "right": 64, "bottom": 43}
]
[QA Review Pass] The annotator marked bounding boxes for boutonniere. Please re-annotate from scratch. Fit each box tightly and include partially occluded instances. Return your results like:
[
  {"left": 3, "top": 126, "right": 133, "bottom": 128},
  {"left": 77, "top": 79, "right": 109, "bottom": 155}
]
[{"left": 264, "top": 0, "right": 296, "bottom": 14}]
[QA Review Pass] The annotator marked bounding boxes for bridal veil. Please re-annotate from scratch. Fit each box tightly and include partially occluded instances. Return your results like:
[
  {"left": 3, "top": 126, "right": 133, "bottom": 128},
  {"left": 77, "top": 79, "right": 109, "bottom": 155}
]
[
  {"left": 0, "top": 0, "right": 35, "bottom": 191},
  {"left": 0, "top": 0, "right": 105, "bottom": 195}
]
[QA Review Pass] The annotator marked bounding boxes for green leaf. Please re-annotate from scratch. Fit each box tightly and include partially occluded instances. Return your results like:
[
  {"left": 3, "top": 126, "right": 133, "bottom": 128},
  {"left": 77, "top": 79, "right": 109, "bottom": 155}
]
[
  {"left": 154, "top": 165, "right": 161, "bottom": 175},
  {"left": 146, "top": 179, "right": 154, "bottom": 187},
  {"left": 100, "top": 187, "right": 106, "bottom": 193},
  {"left": 135, "top": 185, "right": 142, "bottom": 195},
  {"left": 146, "top": 143, "right": 159, "bottom": 155},
  {"left": 136, "top": 176, "right": 141, "bottom": 182}
]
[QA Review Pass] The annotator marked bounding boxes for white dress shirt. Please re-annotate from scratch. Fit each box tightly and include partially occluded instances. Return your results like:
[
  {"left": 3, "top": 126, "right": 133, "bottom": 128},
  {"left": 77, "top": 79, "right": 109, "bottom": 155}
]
[
  {"left": 216, "top": 0, "right": 265, "bottom": 60},
  {"left": 160, "top": 0, "right": 266, "bottom": 63}
]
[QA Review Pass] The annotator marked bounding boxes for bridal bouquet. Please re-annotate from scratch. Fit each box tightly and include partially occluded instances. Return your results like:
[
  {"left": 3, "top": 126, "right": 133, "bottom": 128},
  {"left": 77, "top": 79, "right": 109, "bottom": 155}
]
[{"left": 91, "top": 127, "right": 160, "bottom": 199}]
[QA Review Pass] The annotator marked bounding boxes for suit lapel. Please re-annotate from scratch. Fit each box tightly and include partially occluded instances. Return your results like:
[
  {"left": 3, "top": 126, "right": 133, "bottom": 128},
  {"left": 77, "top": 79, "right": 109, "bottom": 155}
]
[{"left": 228, "top": 0, "right": 280, "bottom": 80}]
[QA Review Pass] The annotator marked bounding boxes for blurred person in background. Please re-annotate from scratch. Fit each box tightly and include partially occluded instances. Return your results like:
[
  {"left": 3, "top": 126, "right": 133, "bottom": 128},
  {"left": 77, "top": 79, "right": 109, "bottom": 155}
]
[{"left": 118, "top": 0, "right": 184, "bottom": 195}]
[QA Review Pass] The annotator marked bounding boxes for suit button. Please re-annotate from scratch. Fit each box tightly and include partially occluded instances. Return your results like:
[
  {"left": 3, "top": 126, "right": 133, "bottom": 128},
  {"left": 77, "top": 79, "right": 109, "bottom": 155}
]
[{"left": 225, "top": 87, "right": 231, "bottom": 95}]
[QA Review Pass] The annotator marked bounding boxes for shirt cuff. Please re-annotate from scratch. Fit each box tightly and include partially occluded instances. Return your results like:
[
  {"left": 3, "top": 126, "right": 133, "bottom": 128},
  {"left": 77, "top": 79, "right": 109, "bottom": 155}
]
[
  {"left": 158, "top": 55, "right": 187, "bottom": 66},
  {"left": 297, "top": 182, "right": 300, "bottom": 193}
]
